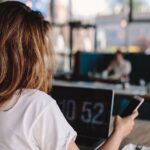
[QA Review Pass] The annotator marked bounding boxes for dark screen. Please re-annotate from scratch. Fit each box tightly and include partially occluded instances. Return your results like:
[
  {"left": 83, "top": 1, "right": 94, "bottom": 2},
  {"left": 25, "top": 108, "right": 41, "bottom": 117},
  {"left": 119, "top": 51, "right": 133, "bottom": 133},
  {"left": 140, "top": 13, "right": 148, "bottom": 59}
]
[
  {"left": 120, "top": 99, "right": 141, "bottom": 117},
  {"left": 51, "top": 86, "right": 114, "bottom": 140}
]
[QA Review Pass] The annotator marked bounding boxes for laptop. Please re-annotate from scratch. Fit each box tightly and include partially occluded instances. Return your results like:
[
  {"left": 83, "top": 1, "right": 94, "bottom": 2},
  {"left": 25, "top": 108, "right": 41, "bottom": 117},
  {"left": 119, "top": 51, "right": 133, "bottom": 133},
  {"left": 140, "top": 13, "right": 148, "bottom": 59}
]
[{"left": 51, "top": 81, "right": 114, "bottom": 150}]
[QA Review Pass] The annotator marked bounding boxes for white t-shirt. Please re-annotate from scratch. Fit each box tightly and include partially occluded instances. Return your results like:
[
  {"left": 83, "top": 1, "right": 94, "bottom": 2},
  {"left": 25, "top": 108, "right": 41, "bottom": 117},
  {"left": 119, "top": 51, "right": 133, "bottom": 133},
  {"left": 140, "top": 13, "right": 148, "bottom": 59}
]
[
  {"left": 0, "top": 89, "right": 77, "bottom": 150},
  {"left": 112, "top": 60, "right": 131, "bottom": 77},
  {"left": 105, "top": 59, "right": 132, "bottom": 80}
]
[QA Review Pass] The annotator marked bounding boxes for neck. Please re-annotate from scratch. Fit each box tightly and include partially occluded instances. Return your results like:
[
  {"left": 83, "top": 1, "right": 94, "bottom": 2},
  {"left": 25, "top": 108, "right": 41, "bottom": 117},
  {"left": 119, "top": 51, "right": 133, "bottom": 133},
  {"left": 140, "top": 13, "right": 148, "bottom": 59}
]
[{"left": 0, "top": 98, "right": 12, "bottom": 111}]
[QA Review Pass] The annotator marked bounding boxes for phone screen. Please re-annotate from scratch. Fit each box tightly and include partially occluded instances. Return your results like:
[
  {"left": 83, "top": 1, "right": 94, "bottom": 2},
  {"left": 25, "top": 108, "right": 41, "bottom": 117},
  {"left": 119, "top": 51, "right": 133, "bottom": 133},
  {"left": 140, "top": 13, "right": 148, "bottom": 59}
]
[{"left": 120, "top": 98, "right": 142, "bottom": 117}]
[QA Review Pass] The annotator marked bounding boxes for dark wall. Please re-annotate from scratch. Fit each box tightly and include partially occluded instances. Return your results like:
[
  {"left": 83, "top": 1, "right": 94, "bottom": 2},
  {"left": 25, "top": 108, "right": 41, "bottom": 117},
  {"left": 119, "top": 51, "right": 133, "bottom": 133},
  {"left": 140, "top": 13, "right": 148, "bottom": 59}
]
[{"left": 74, "top": 51, "right": 150, "bottom": 84}]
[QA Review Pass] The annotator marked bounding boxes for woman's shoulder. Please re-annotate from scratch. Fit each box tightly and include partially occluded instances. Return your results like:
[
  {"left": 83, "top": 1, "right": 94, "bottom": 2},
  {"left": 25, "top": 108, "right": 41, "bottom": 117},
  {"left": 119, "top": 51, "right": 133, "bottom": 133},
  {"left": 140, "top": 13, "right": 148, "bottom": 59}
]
[
  {"left": 18, "top": 88, "right": 56, "bottom": 115},
  {"left": 23, "top": 88, "right": 54, "bottom": 103}
]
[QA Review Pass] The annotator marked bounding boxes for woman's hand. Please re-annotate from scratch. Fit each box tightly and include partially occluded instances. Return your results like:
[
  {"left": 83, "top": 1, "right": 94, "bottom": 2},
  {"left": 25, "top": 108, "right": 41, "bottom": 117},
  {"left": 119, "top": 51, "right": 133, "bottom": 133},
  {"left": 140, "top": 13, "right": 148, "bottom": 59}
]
[
  {"left": 99, "top": 112, "right": 138, "bottom": 150},
  {"left": 114, "top": 111, "right": 138, "bottom": 140}
]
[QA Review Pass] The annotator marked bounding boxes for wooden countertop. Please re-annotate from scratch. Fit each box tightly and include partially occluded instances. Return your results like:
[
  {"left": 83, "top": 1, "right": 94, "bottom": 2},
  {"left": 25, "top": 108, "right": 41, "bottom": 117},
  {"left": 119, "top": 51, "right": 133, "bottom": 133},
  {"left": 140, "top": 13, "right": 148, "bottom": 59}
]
[
  {"left": 122, "top": 119, "right": 150, "bottom": 147},
  {"left": 111, "top": 118, "right": 150, "bottom": 148}
]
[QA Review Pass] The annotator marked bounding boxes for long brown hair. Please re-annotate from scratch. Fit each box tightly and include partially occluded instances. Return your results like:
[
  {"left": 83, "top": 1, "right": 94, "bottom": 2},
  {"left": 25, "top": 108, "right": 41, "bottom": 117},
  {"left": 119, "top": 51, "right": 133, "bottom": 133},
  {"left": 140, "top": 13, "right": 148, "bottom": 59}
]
[{"left": 0, "top": 1, "right": 55, "bottom": 103}]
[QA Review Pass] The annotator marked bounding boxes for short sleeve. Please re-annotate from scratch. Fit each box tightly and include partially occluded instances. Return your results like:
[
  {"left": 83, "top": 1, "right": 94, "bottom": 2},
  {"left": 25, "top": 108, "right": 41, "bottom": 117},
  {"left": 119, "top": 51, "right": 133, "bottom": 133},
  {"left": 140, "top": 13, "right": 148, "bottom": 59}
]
[
  {"left": 32, "top": 101, "right": 77, "bottom": 150},
  {"left": 123, "top": 61, "right": 132, "bottom": 75}
]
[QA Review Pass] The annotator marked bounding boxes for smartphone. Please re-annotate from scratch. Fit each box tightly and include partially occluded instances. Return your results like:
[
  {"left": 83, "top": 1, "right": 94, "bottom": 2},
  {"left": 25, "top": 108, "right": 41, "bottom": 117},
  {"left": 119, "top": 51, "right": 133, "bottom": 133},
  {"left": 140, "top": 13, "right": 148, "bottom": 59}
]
[{"left": 120, "top": 96, "right": 144, "bottom": 117}]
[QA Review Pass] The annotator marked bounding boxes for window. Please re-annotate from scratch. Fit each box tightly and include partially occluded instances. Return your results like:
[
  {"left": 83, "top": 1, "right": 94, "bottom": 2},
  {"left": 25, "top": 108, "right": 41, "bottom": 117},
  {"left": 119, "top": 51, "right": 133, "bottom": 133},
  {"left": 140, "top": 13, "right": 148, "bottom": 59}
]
[
  {"left": 127, "top": 23, "right": 150, "bottom": 53},
  {"left": 14, "top": 0, "right": 150, "bottom": 72},
  {"left": 132, "top": 0, "right": 150, "bottom": 20},
  {"left": 52, "top": 25, "right": 70, "bottom": 72},
  {"left": 72, "top": 27, "right": 96, "bottom": 53},
  {"left": 96, "top": 22, "right": 127, "bottom": 52},
  {"left": 71, "top": 0, "right": 130, "bottom": 20},
  {"left": 21, "top": 0, "right": 51, "bottom": 19},
  {"left": 52, "top": 0, "right": 70, "bottom": 23}
]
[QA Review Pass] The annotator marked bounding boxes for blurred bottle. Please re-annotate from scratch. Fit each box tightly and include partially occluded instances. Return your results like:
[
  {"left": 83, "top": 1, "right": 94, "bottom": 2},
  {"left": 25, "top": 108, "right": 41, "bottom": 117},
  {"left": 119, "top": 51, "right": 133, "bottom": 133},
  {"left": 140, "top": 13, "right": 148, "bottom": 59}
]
[
  {"left": 139, "top": 79, "right": 146, "bottom": 87},
  {"left": 121, "top": 75, "right": 130, "bottom": 89},
  {"left": 146, "top": 82, "right": 150, "bottom": 93},
  {"left": 101, "top": 70, "right": 108, "bottom": 79}
]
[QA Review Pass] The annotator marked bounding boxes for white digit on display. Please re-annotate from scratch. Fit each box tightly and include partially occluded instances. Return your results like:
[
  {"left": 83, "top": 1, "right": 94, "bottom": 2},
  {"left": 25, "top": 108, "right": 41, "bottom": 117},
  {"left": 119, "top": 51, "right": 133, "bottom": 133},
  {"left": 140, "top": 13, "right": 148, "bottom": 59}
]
[
  {"left": 81, "top": 102, "right": 92, "bottom": 123},
  {"left": 81, "top": 102, "right": 105, "bottom": 125},
  {"left": 66, "top": 100, "right": 76, "bottom": 121},
  {"left": 92, "top": 102, "right": 104, "bottom": 125}
]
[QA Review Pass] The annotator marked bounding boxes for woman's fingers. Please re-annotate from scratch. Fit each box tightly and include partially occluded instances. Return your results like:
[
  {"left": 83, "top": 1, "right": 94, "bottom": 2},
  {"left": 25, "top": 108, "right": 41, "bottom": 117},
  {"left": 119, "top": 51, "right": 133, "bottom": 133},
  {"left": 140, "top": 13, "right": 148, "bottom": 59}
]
[{"left": 130, "top": 111, "right": 139, "bottom": 120}]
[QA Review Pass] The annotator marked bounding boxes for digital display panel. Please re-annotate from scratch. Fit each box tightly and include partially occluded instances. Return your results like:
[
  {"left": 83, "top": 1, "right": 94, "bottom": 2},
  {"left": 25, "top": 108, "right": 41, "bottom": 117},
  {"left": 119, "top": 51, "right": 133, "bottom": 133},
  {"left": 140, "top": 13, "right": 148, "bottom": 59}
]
[{"left": 51, "top": 85, "right": 114, "bottom": 142}]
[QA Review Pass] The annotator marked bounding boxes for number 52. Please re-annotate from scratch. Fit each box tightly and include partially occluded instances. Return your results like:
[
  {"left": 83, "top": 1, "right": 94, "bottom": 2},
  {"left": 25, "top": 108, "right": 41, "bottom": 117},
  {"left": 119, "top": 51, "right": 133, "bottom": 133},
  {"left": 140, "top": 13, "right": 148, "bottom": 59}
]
[{"left": 80, "top": 102, "right": 104, "bottom": 125}]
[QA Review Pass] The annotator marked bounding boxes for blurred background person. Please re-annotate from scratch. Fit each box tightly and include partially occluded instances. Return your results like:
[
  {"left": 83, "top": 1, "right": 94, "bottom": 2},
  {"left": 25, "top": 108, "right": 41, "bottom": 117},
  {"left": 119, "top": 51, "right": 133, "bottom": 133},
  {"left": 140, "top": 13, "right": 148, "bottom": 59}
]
[{"left": 102, "top": 49, "right": 132, "bottom": 82}]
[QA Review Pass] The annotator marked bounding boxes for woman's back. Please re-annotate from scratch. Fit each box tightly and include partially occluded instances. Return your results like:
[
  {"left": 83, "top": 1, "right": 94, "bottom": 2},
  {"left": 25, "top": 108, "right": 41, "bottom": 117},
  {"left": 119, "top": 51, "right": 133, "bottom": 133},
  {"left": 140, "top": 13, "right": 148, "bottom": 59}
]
[{"left": 0, "top": 89, "right": 76, "bottom": 150}]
